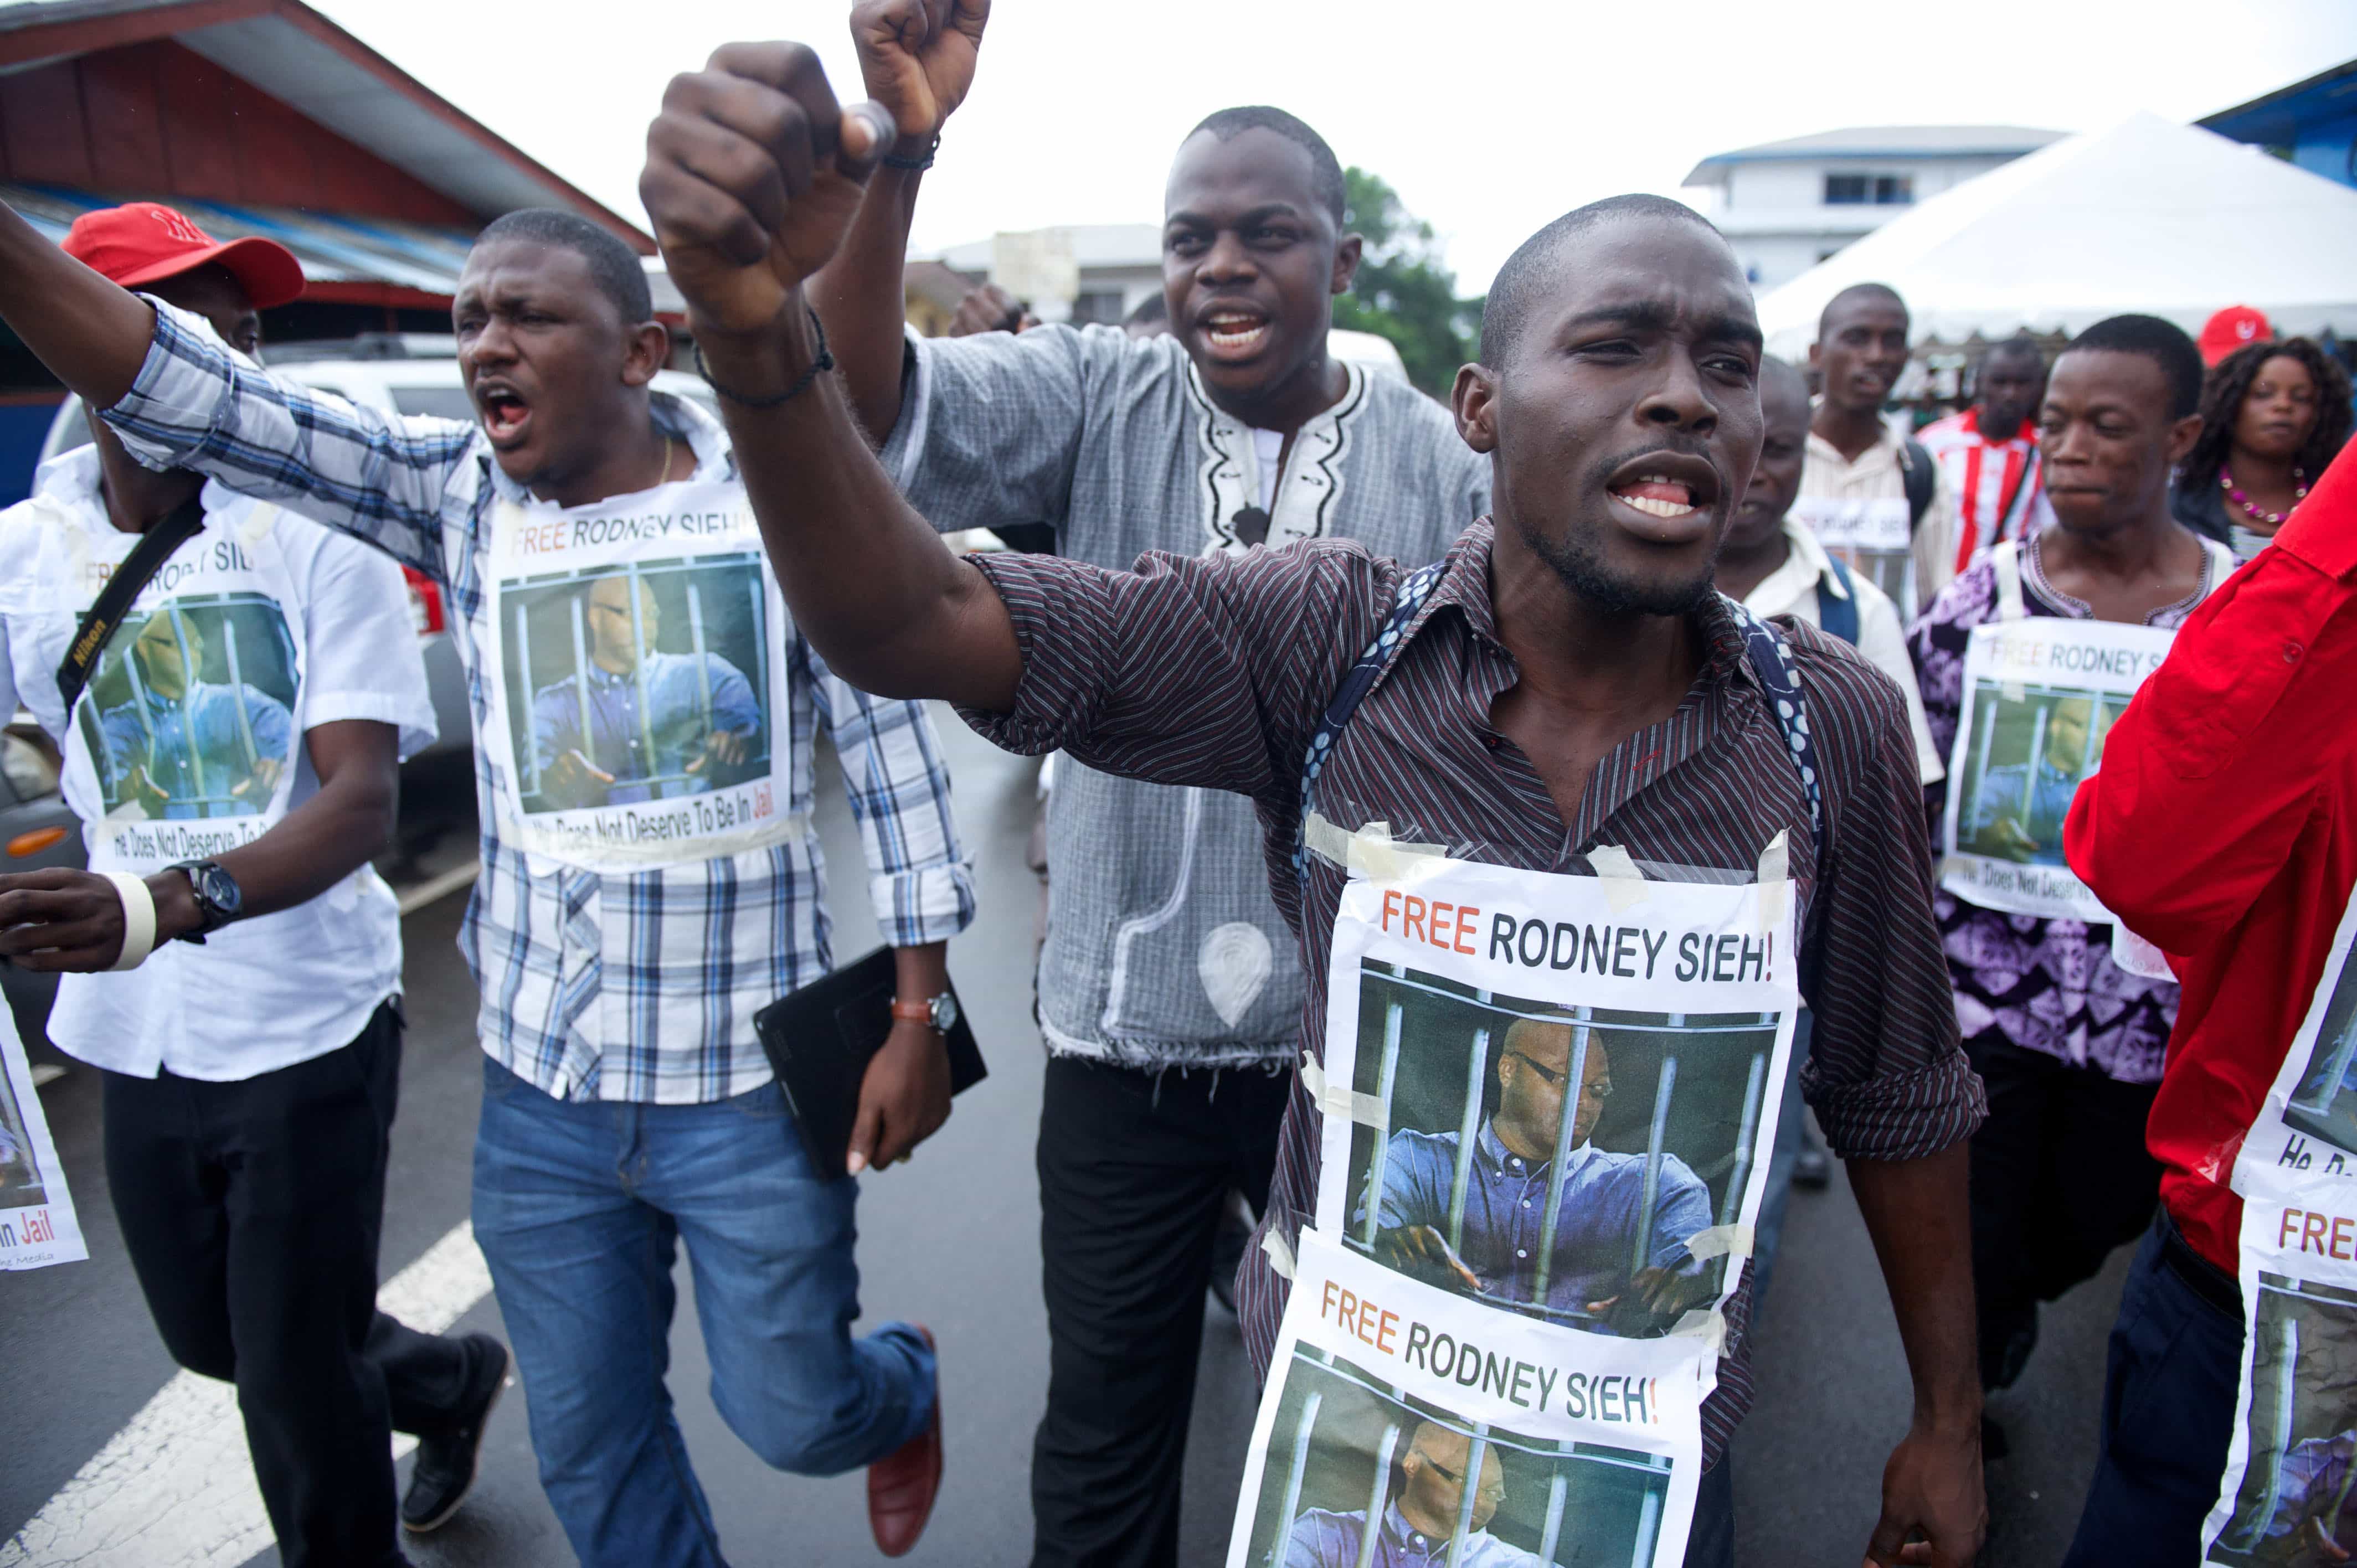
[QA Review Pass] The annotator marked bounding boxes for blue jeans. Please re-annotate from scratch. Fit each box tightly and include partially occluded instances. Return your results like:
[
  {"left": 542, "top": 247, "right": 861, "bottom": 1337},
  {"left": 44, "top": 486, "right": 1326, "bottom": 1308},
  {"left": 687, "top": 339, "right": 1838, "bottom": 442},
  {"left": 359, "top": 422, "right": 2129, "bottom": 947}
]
[
  {"left": 2062, "top": 1210, "right": 2241, "bottom": 1567},
  {"left": 472, "top": 1057, "right": 935, "bottom": 1568}
]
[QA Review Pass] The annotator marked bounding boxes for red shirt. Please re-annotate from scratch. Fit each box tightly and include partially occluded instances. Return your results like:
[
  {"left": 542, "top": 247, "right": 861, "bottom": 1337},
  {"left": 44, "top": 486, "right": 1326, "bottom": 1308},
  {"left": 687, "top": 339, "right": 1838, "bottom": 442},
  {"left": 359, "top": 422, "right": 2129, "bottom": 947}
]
[
  {"left": 1919, "top": 406, "right": 2043, "bottom": 571},
  {"left": 2064, "top": 445, "right": 2357, "bottom": 1273}
]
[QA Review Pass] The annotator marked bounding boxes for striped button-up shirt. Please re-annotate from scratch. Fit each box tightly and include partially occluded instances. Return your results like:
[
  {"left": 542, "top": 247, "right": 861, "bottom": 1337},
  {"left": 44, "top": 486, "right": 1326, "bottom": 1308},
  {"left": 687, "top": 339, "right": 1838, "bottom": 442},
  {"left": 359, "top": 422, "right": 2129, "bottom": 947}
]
[
  {"left": 102, "top": 302, "right": 975, "bottom": 1104},
  {"left": 960, "top": 519, "right": 1983, "bottom": 1466}
]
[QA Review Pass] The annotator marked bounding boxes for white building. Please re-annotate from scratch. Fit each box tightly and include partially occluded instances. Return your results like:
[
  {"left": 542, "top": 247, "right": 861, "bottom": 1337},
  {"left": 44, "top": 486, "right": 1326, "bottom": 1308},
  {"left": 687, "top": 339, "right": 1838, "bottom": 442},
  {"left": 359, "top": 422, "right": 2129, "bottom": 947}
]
[
  {"left": 1681, "top": 126, "right": 2065, "bottom": 292},
  {"left": 929, "top": 223, "right": 1162, "bottom": 326}
]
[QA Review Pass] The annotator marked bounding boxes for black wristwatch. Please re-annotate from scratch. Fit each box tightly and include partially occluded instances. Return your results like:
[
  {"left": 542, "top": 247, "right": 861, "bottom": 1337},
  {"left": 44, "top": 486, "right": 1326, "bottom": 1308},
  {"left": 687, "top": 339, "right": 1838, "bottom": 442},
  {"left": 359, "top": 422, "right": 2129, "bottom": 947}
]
[{"left": 168, "top": 860, "right": 243, "bottom": 944}]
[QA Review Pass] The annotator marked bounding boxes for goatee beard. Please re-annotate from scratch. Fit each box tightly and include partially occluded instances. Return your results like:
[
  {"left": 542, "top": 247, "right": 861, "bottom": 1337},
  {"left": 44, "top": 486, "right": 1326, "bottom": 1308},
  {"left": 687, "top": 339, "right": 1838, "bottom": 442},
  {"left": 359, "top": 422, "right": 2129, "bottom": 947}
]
[{"left": 1515, "top": 514, "right": 1716, "bottom": 618}]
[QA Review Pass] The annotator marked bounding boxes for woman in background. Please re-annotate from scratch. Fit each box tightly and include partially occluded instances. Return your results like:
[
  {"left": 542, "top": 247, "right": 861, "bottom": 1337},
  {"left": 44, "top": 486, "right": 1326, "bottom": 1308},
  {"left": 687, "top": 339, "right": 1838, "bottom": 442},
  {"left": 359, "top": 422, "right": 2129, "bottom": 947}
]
[{"left": 2173, "top": 337, "right": 2353, "bottom": 563}]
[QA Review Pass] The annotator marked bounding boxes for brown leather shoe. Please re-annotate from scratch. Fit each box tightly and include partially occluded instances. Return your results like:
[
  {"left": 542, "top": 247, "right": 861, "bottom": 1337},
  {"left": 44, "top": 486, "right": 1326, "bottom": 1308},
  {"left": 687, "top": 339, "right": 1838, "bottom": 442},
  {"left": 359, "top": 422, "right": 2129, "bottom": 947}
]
[{"left": 867, "top": 1326, "right": 943, "bottom": 1557}]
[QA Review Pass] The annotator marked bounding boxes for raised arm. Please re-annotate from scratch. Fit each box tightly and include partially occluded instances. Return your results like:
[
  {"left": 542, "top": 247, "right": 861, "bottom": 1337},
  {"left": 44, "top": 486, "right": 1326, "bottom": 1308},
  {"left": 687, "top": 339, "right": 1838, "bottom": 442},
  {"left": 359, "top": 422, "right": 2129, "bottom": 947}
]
[
  {"left": 642, "top": 40, "right": 1020, "bottom": 710},
  {"left": 808, "top": 0, "right": 989, "bottom": 442},
  {"left": 0, "top": 199, "right": 160, "bottom": 408},
  {"left": 0, "top": 199, "right": 468, "bottom": 576}
]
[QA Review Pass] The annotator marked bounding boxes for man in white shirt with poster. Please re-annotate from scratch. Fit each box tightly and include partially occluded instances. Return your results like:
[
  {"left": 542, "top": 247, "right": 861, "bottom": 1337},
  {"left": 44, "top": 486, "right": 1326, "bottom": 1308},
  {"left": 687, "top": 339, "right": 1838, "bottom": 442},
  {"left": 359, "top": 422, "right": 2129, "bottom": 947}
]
[{"left": 0, "top": 205, "right": 503, "bottom": 1568}]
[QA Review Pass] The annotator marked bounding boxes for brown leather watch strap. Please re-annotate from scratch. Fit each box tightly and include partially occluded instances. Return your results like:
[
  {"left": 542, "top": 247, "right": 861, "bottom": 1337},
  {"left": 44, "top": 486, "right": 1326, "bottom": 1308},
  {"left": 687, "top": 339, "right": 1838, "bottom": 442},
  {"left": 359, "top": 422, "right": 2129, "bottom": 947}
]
[{"left": 890, "top": 999, "right": 937, "bottom": 1025}]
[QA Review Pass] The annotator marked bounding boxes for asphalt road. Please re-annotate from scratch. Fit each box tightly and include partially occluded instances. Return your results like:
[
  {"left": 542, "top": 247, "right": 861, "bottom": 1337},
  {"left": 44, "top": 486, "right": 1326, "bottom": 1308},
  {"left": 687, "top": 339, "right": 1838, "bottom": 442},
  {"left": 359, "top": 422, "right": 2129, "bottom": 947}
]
[{"left": 3, "top": 711, "right": 2129, "bottom": 1567}]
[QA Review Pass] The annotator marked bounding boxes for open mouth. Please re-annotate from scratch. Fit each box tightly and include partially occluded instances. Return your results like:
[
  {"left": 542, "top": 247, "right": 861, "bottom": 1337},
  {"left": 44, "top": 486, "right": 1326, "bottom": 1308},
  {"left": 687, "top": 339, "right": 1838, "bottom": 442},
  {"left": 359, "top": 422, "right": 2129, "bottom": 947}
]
[
  {"left": 1200, "top": 308, "right": 1271, "bottom": 357},
  {"left": 1608, "top": 474, "right": 1702, "bottom": 520},
  {"left": 476, "top": 385, "right": 533, "bottom": 444}
]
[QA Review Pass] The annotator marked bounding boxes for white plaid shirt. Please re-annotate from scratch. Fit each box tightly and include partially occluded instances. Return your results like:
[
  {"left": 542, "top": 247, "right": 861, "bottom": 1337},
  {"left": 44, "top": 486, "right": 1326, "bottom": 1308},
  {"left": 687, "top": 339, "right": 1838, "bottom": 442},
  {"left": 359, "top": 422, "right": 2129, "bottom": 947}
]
[{"left": 104, "top": 301, "right": 975, "bottom": 1103}]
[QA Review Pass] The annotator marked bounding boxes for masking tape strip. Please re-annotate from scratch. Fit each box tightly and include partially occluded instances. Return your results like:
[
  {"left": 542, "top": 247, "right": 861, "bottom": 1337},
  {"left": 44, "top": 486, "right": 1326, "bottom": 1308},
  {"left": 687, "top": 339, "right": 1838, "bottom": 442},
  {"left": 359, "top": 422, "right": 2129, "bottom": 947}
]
[
  {"left": 1301, "top": 1053, "right": 1385, "bottom": 1127},
  {"left": 1666, "top": 1308, "right": 1727, "bottom": 1354},
  {"left": 1684, "top": 1223, "right": 1756, "bottom": 1262},
  {"left": 1302, "top": 812, "right": 1447, "bottom": 882},
  {"left": 239, "top": 501, "right": 279, "bottom": 548},
  {"left": 1755, "top": 829, "right": 1790, "bottom": 935},
  {"left": 1588, "top": 844, "right": 1649, "bottom": 910},
  {"left": 1261, "top": 1227, "right": 1297, "bottom": 1281}
]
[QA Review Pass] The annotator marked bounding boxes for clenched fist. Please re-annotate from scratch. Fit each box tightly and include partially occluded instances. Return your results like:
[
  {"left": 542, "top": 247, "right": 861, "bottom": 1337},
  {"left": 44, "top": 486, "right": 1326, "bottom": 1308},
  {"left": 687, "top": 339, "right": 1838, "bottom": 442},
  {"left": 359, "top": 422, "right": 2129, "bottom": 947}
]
[
  {"left": 851, "top": 0, "right": 990, "bottom": 142},
  {"left": 640, "top": 44, "right": 897, "bottom": 336}
]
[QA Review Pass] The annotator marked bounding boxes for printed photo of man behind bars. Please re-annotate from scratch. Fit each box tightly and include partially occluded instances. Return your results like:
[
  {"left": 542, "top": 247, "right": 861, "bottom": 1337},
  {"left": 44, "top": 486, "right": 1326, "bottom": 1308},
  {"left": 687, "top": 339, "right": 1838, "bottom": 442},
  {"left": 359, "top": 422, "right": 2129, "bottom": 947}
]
[
  {"left": 2211, "top": 1274, "right": 2357, "bottom": 1566},
  {"left": 508, "top": 553, "right": 768, "bottom": 813},
  {"left": 81, "top": 594, "right": 297, "bottom": 822},
  {"left": 1346, "top": 965, "right": 1783, "bottom": 1338},
  {"left": 1247, "top": 1345, "right": 1673, "bottom": 1567},
  {"left": 1957, "top": 679, "right": 2123, "bottom": 870}
]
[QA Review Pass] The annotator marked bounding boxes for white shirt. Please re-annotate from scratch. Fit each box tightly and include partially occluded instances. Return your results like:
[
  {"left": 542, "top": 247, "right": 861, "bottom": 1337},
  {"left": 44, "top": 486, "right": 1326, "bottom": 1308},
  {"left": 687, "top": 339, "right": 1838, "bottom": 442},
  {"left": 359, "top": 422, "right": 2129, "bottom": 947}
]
[
  {"left": 0, "top": 447, "right": 434, "bottom": 1080},
  {"left": 1798, "top": 421, "right": 1962, "bottom": 620},
  {"left": 1250, "top": 426, "right": 1285, "bottom": 513},
  {"left": 1740, "top": 516, "right": 1945, "bottom": 785}
]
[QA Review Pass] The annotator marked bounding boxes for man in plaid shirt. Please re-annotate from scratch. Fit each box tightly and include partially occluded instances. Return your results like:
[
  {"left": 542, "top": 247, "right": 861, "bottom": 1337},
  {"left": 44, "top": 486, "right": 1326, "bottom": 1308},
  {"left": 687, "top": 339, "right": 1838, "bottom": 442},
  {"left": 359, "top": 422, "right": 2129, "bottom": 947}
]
[{"left": 0, "top": 200, "right": 973, "bottom": 1566}]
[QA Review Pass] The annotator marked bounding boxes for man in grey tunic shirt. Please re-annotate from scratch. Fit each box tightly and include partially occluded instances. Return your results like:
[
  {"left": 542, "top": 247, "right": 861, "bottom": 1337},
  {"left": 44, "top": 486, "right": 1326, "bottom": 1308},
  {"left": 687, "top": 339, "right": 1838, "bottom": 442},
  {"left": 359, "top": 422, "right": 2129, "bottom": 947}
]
[{"left": 815, "top": 7, "right": 1487, "bottom": 1564}]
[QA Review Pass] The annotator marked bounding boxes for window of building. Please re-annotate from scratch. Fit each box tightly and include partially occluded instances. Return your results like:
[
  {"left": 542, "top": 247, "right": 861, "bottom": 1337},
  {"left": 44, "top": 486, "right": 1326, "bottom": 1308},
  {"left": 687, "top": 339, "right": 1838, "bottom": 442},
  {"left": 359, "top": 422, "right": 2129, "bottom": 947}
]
[
  {"left": 1824, "top": 173, "right": 1913, "bottom": 206},
  {"left": 1069, "top": 289, "right": 1126, "bottom": 326}
]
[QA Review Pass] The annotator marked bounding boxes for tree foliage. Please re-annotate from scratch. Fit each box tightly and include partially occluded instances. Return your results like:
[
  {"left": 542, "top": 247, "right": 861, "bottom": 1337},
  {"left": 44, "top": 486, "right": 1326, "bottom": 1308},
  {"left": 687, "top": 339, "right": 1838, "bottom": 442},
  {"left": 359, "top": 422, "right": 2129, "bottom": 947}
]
[{"left": 1332, "top": 167, "right": 1482, "bottom": 398}]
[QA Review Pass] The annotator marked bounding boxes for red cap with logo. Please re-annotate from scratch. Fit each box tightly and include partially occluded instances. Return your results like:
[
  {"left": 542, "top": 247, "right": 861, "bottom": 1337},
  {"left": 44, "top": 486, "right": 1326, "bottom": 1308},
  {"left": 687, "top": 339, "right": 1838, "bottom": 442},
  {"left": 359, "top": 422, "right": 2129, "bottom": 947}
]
[
  {"left": 2196, "top": 305, "right": 2273, "bottom": 368},
  {"left": 60, "top": 202, "right": 305, "bottom": 309}
]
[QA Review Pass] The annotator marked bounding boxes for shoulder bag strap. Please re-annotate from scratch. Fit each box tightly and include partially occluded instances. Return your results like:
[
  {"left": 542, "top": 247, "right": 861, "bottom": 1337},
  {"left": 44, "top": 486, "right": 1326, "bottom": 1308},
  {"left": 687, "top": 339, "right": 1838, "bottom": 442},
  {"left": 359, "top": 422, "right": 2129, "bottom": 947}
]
[
  {"left": 1727, "top": 599, "right": 1825, "bottom": 998},
  {"left": 1293, "top": 560, "right": 1447, "bottom": 885},
  {"left": 54, "top": 493, "right": 207, "bottom": 713}
]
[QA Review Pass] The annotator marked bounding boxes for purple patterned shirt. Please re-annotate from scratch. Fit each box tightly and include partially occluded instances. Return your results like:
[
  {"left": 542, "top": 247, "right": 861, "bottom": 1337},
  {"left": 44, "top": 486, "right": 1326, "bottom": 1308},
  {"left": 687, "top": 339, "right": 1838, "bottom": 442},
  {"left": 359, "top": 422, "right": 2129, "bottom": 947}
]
[{"left": 1907, "top": 533, "right": 2222, "bottom": 1084}]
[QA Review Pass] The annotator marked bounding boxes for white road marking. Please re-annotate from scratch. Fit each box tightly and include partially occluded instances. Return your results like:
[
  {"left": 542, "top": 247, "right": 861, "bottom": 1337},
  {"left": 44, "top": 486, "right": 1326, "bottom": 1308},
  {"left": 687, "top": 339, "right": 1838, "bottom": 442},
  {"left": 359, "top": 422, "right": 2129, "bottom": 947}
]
[
  {"left": 395, "top": 858, "right": 481, "bottom": 916},
  {"left": 2, "top": 1221, "right": 496, "bottom": 1567}
]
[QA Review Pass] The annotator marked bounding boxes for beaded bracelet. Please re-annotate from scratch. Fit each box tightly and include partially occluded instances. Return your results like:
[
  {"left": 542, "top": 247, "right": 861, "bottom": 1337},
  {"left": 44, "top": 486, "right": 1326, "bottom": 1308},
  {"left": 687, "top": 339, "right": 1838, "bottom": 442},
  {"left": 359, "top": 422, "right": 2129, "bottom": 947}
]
[{"left": 694, "top": 310, "right": 834, "bottom": 408}]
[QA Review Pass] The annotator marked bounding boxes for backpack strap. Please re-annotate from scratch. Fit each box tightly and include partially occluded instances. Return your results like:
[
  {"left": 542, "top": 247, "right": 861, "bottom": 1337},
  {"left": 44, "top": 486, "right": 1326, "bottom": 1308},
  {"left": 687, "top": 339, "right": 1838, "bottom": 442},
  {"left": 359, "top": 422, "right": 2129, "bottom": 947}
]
[
  {"left": 1294, "top": 560, "right": 1448, "bottom": 883},
  {"left": 1900, "top": 438, "right": 1936, "bottom": 530},
  {"left": 1814, "top": 554, "right": 1862, "bottom": 647},
  {"left": 1727, "top": 598, "right": 1826, "bottom": 1000}
]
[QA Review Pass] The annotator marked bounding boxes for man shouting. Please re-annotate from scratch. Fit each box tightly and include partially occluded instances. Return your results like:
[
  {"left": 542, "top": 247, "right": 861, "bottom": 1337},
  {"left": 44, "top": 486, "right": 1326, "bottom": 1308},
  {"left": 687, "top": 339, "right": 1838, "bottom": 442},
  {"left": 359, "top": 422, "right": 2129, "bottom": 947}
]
[{"left": 638, "top": 38, "right": 1987, "bottom": 1567}]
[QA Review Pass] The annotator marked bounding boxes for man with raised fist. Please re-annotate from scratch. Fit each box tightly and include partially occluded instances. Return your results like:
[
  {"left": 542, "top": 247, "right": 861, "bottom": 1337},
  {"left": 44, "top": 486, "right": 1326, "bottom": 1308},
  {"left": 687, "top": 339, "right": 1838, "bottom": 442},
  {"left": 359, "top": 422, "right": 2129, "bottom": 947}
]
[
  {"left": 641, "top": 35, "right": 1989, "bottom": 1568},
  {"left": 792, "top": 5, "right": 1486, "bottom": 1564},
  {"left": 0, "top": 192, "right": 974, "bottom": 1567}
]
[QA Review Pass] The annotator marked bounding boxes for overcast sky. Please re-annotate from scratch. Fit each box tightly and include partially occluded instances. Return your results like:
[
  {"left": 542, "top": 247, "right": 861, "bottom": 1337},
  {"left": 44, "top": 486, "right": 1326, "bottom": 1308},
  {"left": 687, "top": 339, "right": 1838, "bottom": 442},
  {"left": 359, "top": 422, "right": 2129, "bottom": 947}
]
[{"left": 313, "top": 0, "right": 2356, "bottom": 292}]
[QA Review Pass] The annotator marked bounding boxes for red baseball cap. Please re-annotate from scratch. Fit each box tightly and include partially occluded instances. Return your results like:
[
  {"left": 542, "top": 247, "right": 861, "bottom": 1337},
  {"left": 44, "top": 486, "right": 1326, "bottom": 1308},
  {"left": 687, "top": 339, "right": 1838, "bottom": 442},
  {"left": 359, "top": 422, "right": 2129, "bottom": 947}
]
[
  {"left": 2197, "top": 305, "right": 2273, "bottom": 367},
  {"left": 61, "top": 202, "right": 305, "bottom": 310}
]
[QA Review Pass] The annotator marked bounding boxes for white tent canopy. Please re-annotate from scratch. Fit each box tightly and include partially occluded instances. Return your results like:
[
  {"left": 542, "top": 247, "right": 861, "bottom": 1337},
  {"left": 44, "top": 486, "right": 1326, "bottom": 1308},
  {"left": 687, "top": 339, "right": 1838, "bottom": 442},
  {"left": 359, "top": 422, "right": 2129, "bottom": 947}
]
[{"left": 1756, "top": 112, "right": 2357, "bottom": 360}]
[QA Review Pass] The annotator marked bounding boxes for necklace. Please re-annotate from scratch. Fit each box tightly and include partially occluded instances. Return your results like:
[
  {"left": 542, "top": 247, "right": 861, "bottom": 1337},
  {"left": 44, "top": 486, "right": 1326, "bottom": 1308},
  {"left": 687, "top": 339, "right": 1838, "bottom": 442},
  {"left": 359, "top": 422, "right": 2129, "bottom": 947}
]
[{"left": 2221, "top": 463, "right": 2307, "bottom": 527}]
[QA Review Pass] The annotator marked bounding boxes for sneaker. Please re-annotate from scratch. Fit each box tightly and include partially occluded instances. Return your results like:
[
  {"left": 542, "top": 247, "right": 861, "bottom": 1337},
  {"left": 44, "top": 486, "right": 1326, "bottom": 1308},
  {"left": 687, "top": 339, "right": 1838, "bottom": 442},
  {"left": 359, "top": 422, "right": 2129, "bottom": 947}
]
[
  {"left": 1791, "top": 1137, "right": 1833, "bottom": 1191},
  {"left": 868, "top": 1327, "right": 944, "bottom": 1557},
  {"left": 400, "top": 1333, "right": 509, "bottom": 1534}
]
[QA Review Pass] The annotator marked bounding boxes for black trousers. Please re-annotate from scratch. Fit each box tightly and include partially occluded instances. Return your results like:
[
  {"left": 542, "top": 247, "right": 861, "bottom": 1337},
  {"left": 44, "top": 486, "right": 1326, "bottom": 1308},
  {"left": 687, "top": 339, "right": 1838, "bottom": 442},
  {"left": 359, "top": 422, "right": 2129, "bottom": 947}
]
[
  {"left": 102, "top": 1000, "right": 473, "bottom": 1568},
  {"left": 1968, "top": 1036, "right": 2164, "bottom": 1390},
  {"left": 1031, "top": 1054, "right": 1292, "bottom": 1568}
]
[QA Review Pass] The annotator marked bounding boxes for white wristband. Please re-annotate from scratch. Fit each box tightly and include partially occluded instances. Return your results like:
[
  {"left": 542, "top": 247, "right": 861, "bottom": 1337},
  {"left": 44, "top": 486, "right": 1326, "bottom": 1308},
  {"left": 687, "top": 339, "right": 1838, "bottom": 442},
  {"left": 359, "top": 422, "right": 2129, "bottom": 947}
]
[{"left": 103, "top": 871, "right": 158, "bottom": 972}]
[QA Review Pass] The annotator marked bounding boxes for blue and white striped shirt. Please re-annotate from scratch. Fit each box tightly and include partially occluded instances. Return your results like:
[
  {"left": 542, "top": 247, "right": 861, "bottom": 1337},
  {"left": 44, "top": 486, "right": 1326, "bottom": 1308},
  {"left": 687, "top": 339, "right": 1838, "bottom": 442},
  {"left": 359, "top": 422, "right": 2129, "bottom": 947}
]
[{"left": 102, "top": 301, "right": 975, "bottom": 1104}]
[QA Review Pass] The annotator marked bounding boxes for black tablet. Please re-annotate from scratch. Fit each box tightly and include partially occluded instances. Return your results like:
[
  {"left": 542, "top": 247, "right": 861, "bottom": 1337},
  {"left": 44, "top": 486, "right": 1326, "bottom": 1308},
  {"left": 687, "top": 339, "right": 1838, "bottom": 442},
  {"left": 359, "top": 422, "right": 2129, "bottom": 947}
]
[{"left": 753, "top": 946, "right": 986, "bottom": 1179}]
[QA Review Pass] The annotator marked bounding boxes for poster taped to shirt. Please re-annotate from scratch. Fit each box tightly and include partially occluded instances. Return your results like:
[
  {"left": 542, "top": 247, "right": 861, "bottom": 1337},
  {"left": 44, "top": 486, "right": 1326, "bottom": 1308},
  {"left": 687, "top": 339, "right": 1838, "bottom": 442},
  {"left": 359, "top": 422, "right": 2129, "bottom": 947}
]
[
  {"left": 0, "top": 1000, "right": 84, "bottom": 1271},
  {"left": 1789, "top": 496, "right": 1913, "bottom": 619},
  {"left": 2200, "top": 891, "right": 2357, "bottom": 1560},
  {"left": 56, "top": 507, "right": 304, "bottom": 872},
  {"left": 1938, "top": 616, "right": 2176, "bottom": 922},
  {"left": 1314, "top": 855, "right": 1800, "bottom": 1342},
  {"left": 481, "top": 485, "right": 799, "bottom": 872},
  {"left": 1230, "top": 1230, "right": 1696, "bottom": 1568}
]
